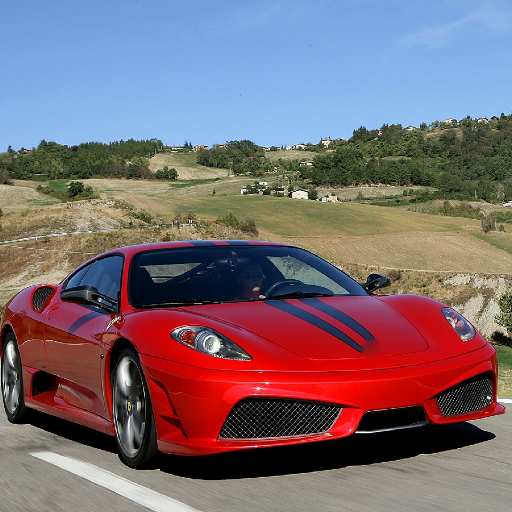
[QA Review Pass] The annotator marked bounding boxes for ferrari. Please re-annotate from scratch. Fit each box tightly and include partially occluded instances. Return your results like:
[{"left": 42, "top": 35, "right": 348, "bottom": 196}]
[{"left": 1, "top": 240, "right": 505, "bottom": 468}]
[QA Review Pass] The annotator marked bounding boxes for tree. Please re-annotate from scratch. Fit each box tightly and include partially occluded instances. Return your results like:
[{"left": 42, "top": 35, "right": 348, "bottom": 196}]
[
  {"left": 496, "top": 291, "right": 512, "bottom": 335},
  {"left": 155, "top": 166, "right": 177, "bottom": 180},
  {"left": 68, "top": 181, "right": 85, "bottom": 197},
  {"left": 308, "top": 187, "right": 318, "bottom": 200}
]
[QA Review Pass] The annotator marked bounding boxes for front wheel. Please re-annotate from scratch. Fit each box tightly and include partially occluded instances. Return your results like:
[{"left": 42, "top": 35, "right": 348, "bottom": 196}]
[
  {"left": 112, "top": 348, "right": 158, "bottom": 468},
  {"left": 1, "top": 332, "right": 28, "bottom": 423}
]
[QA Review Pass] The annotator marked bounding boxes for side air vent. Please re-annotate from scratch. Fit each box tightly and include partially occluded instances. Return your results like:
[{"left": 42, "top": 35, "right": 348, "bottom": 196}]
[{"left": 32, "top": 286, "right": 55, "bottom": 311}]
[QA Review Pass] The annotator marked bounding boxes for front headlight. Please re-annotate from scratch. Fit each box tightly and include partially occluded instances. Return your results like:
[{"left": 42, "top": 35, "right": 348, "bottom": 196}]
[
  {"left": 171, "top": 326, "right": 252, "bottom": 360},
  {"left": 441, "top": 308, "right": 476, "bottom": 341}
]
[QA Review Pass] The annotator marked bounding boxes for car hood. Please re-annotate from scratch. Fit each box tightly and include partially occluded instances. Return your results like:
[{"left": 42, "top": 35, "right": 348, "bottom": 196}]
[{"left": 181, "top": 296, "right": 430, "bottom": 362}]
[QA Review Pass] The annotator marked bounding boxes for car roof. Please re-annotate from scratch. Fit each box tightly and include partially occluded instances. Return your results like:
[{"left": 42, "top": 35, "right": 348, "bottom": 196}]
[{"left": 104, "top": 240, "right": 294, "bottom": 258}]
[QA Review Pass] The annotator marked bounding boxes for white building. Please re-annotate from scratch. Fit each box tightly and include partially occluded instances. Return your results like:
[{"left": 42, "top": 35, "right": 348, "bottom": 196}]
[{"left": 290, "top": 189, "right": 309, "bottom": 200}]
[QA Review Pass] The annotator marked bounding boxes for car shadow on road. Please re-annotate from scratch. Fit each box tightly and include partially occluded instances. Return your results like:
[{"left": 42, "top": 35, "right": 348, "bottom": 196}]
[
  {"left": 158, "top": 422, "right": 495, "bottom": 480},
  {"left": 24, "top": 412, "right": 496, "bottom": 478},
  {"left": 27, "top": 410, "right": 118, "bottom": 454}
]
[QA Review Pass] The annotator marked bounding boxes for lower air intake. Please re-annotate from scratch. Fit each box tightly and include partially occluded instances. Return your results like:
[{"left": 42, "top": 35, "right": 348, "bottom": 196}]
[
  {"left": 219, "top": 398, "right": 342, "bottom": 439},
  {"left": 356, "top": 406, "right": 426, "bottom": 433},
  {"left": 436, "top": 373, "right": 493, "bottom": 417}
]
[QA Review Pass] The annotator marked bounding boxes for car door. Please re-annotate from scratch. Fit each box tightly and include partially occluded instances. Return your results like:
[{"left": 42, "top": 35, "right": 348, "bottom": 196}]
[{"left": 44, "top": 255, "right": 123, "bottom": 418}]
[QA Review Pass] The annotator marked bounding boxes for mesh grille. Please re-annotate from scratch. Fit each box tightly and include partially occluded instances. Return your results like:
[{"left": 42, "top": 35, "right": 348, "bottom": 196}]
[
  {"left": 32, "top": 286, "right": 55, "bottom": 311},
  {"left": 219, "top": 398, "right": 342, "bottom": 439},
  {"left": 436, "top": 374, "right": 493, "bottom": 417}
]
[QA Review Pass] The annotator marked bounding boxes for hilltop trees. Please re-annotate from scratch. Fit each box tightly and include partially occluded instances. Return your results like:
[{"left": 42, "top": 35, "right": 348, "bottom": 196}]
[
  {"left": 3, "top": 139, "right": 162, "bottom": 180},
  {"left": 197, "top": 140, "right": 266, "bottom": 175},
  {"left": 4, "top": 114, "right": 512, "bottom": 203},
  {"left": 295, "top": 113, "right": 512, "bottom": 201}
]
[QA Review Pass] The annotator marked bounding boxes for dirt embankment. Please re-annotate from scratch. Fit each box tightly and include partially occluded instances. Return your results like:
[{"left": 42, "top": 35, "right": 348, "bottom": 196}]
[{"left": 443, "top": 273, "right": 511, "bottom": 337}]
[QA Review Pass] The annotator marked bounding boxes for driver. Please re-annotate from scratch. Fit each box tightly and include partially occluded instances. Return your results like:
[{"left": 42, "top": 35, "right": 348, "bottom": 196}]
[{"left": 237, "top": 264, "right": 266, "bottom": 301}]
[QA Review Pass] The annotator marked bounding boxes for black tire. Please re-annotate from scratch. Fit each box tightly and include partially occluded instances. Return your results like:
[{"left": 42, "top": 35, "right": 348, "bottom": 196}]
[
  {"left": 1, "top": 332, "right": 28, "bottom": 423},
  {"left": 112, "top": 348, "right": 158, "bottom": 468}
]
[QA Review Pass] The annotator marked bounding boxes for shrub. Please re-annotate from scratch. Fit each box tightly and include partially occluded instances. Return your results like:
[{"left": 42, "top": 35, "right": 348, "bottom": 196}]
[
  {"left": 496, "top": 291, "right": 512, "bottom": 335},
  {"left": 481, "top": 217, "right": 497, "bottom": 232},
  {"left": 216, "top": 212, "right": 259, "bottom": 236},
  {"left": 491, "top": 330, "right": 512, "bottom": 348}
]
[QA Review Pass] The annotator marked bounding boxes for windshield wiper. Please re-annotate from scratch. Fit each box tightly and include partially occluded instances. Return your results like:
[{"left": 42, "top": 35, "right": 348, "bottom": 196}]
[
  {"left": 142, "top": 299, "right": 219, "bottom": 307},
  {"left": 265, "top": 291, "right": 334, "bottom": 300}
]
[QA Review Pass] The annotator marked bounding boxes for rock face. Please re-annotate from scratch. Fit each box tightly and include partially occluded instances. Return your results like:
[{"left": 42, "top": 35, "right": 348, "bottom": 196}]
[{"left": 445, "top": 274, "right": 512, "bottom": 337}]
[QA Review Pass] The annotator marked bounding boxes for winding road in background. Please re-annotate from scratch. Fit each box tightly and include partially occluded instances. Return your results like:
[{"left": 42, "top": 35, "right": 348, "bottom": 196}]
[{"left": 1, "top": 401, "right": 510, "bottom": 512}]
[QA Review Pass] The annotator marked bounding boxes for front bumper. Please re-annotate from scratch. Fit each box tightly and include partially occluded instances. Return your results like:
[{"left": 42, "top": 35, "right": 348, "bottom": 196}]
[{"left": 141, "top": 344, "right": 504, "bottom": 456}]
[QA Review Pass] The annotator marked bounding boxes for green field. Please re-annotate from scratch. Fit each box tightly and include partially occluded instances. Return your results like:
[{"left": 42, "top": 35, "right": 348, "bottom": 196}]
[{"left": 171, "top": 194, "right": 475, "bottom": 236}]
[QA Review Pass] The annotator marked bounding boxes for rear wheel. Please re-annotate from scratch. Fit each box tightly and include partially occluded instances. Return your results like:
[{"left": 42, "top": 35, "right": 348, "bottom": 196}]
[
  {"left": 112, "top": 348, "right": 158, "bottom": 468},
  {"left": 1, "top": 332, "right": 28, "bottom": 423}
]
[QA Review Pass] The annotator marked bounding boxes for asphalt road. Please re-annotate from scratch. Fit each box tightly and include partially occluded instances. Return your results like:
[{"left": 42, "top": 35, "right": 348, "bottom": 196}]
[{"left": 1, "top": 408, "right": 510, "bottom": 512}]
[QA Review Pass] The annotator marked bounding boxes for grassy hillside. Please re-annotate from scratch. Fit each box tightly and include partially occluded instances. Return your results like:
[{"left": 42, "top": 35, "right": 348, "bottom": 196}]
[
  {"left": 148, "top": 152, "right": 229, "bottom": 179},
  {"left": 264, "top": 149, "right": 318, "bottom": 162},
  {"left": 6, "top": 178, "right": 512, "bottom": 274}
]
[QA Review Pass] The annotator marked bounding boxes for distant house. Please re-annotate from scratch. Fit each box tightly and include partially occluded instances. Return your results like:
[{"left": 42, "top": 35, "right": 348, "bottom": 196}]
[
  {"left": 299, "top": 161, "right": 314, "bottom": 167},
  {"left": 477, "top": 117, "right": 489, "bottom": 124},
  {"left": 194, "top": 145, "right": 208, "bottom": 151},
  {"left": 290, "top": 189, "right": 309, "bottom": 200},
  {"left": 292, "top": 144, "right": 308, "bottom": 150},
  {"left": 443, "top": 118, "right": 457, "bottom": 126},
  {"left": 405, "top": 126, "right": 416, "bottom": 131},
  {"left": 320, "top": 138, "right": 333, "bottom": 148},
  {"left": 320, "top": 195, "right": 339, "bottom": 202}
]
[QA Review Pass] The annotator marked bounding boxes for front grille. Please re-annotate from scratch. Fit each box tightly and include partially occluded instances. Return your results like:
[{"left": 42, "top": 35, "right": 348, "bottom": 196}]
[
  {"left": 436, "top": 374, "right": 493, "bottom": 417},
  {"left": 356, "top": 406, "right": 426, "bottom": 433},
  {"left": 32, "top": 286, "right": 55, "bottom": 311},
  {"left": 219, "top": 398, "right": 342, "bottom": 439}
]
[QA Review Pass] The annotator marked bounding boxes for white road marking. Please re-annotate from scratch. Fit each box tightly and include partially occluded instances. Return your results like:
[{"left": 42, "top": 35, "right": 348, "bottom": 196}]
[
  {"left": 498, "top": 397, "right": 512, "bottom": 404},
  {"left": 31, "top": 452, "right": 200, "bottom": 512}
]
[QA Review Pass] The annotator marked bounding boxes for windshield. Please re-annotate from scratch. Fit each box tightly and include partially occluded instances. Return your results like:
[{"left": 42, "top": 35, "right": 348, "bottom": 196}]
[{"left": 128, "top": 245, "right": 367, "bottom": 308}]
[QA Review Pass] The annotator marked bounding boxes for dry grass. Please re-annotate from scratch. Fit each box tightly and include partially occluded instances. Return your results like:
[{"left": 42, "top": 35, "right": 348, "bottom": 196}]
[
  {"left": 149, "top": 153, "right": 229, "bottom": 179},
  {"left": 279, "top": 231, "right": 512, "bottom": 274},
  {"left": 264, "top": 149, "right": 318, "bottom": 162},
  {"left": 0, "top": 183, "right": 59, "bottom": 212}
]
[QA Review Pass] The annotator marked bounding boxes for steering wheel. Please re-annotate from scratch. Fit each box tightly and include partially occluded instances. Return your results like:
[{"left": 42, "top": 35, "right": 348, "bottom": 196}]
[{"left": 264, "top": 279, "right": 303, "bottom": 297}]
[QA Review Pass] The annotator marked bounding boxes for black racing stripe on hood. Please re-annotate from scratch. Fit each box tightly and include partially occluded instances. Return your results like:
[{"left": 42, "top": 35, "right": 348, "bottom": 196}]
[
  {"left": 299, "top": 298, "right": 375, "bottom": 340},
  {"left": 266, "top": 300, "right": 363, "bottom": 352}
]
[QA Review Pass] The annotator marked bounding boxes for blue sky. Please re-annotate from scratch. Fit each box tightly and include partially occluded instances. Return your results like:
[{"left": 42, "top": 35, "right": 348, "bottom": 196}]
[{"left": 2, "top": 0, "right": 512, "bottom": 151}]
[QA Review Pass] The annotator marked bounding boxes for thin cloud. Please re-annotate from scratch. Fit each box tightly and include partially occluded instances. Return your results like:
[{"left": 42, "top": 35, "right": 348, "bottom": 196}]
[
  {"left": 397, "top": 0, "right": 512, "bottom": 50},
  {"left": 230, "top": 2, "right": 284, "bottom": 31}
]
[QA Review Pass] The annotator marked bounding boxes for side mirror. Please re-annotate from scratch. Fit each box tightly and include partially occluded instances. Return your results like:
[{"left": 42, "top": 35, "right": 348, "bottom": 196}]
[
  {"left": 362, "top": 273, "right": 390, "bottom": 293},
  {"left": 61, "top": 285, "right": 118, "bottom": 313}
]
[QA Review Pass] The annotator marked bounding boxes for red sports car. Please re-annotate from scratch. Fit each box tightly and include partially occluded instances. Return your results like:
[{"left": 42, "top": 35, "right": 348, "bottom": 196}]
[{"left": 1, "top": 240, "right": 505, "bottom": 468}]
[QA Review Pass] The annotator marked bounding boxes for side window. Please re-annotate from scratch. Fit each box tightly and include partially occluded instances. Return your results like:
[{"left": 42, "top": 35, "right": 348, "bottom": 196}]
[
  {"left": 64, "top": 256, "right": 123, "bottom": 301},
  {"left": 64, "top": 263, "right": 93, "bottom": 290},
  {"left": 81, "top": 256, "right": 123, "bottom": 301}
]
